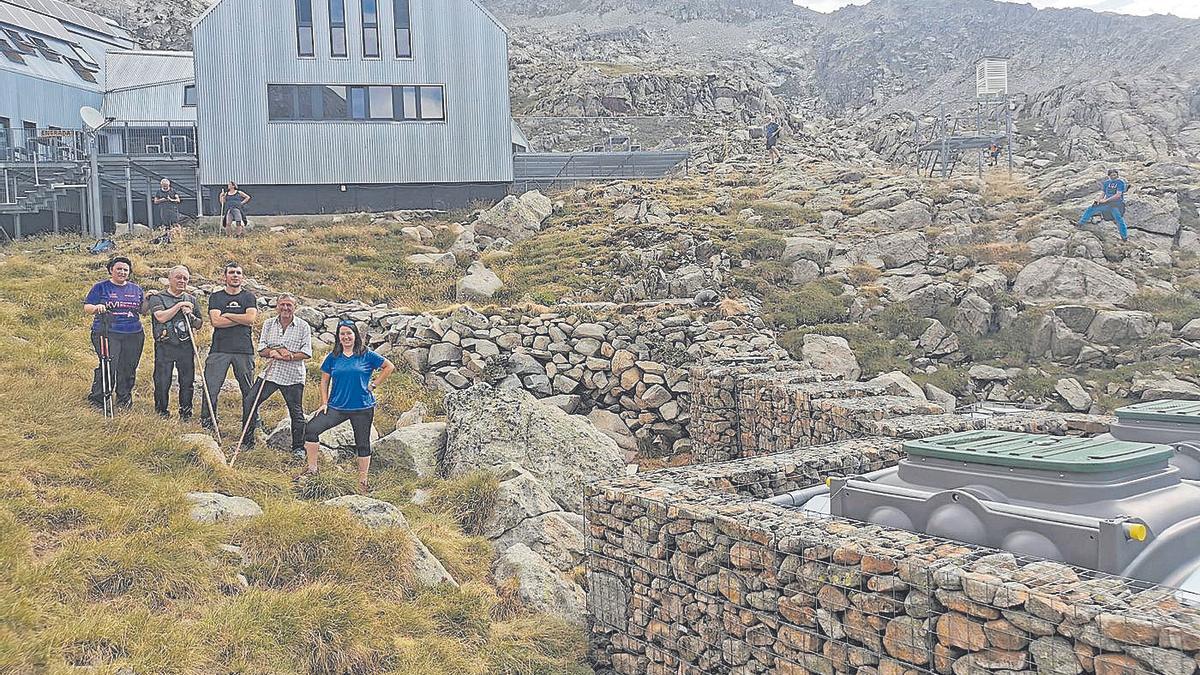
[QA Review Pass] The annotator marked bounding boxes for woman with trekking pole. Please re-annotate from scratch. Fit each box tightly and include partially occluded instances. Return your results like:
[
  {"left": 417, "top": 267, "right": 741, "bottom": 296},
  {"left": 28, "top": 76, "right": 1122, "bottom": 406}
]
[
  {"left": 296, "top": 321, "right": 394, "bottom": 494},
  {"left": 83, "top": 257, "right": 145, "bottom": 413}
]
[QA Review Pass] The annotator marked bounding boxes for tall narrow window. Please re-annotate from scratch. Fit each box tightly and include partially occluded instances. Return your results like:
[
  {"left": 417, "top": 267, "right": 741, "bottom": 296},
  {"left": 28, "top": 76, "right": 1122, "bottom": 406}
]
[
  {"left": 361, "top": 0, "right": 380, "bottom": 58},
  {"left": 295, "top": 0, "right": 314, "bottom": 56},
  {"left": 393, "top": 0, "right": 410, "bottom": 58},
  {"left": 329, "top": 0, "right": 347, "bottom": 57},
  {"left": 348, "top": 86, "right": 368, "bottom": 119},
  {"left": 182, "top": 85, "right": 197, "bottom": 107}
]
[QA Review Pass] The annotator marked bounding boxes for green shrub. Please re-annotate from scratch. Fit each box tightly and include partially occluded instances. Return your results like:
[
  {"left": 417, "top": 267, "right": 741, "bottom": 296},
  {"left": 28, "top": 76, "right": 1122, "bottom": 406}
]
[
  {"left": 779, "top": 324, "right": 909, "bottom": 377},
  {"left": 1125, "top": 290, "right": 1200, "bottom": 329},
  {"left": 750, "top": 200, "right": 820, "bottom": 231},
  {"left": 430, "top": 472, "right": 499, "bottom": 537},
  {"left": 728, "top": 228, "right": 786, "bottom": 261},
  {"left": 762, "top": 282, "right": 848, "bottom": 329}
]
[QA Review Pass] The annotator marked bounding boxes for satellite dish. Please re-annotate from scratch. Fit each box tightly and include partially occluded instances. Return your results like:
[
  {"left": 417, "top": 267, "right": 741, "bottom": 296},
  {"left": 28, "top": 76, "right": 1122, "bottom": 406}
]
[{"left": 80, "top": 106, "right": 109, "bottom": 131}]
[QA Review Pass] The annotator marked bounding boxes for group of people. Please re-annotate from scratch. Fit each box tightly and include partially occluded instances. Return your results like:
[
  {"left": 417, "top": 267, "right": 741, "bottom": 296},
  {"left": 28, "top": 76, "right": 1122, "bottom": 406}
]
[
  {"left": 84, "top": 258, "right": 396, "bottom": 492},
  {"left": 147, "top": 179, "right": 253, "bottom": 240}
]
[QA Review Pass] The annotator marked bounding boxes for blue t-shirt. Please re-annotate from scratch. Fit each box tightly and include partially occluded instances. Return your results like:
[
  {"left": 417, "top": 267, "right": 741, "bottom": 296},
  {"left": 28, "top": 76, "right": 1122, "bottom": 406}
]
[
  {"left": 1102, "top": 178, "right": 1127, "bottom": 204},
  {"left": 321, "top": 349, "right": 386, "bottom": 411},
  {"left": 84, "top": 280, "right": 144, "bottom": 334}
]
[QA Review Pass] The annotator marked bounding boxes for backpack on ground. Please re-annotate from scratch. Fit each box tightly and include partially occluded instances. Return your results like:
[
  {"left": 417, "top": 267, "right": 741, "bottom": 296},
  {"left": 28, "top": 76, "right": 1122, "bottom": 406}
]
[{"left": 88, "top": 238, "right": 116, "bottom": 255}]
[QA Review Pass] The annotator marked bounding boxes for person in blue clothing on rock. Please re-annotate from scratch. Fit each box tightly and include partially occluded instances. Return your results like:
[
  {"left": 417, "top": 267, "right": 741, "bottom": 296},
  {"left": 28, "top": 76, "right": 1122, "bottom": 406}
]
[
  {"left": 297, "top": 320, "right": 395, "bottom": 494},
  {"left": 1078, "top": 168, "right": 1130, "bottom": 241},
  {"left": 83, "top": 256, "right": 145, "bottom": 410}
]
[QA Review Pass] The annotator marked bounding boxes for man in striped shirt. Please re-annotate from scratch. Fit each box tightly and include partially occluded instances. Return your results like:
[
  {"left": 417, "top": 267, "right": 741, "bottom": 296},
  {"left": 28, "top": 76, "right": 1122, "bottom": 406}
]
[{"left": 246, "top": 293, "right": 312, "bottom": 453}]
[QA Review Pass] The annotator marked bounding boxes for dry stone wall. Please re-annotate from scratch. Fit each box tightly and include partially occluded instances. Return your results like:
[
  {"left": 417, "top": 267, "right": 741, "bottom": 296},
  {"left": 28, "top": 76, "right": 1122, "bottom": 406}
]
[
  {"left": 291, "top": 300, "right": 786, "bottom": 454},
  {"left": 586, "top": 439, "right": 1200, "bottom": 675}
]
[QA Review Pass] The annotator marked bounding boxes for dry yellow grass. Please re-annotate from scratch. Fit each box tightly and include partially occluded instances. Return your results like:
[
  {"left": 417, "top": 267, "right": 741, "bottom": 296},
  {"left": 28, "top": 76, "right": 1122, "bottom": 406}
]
[{"left": 0, "top": 240, "right": 591, "bottom": 674}]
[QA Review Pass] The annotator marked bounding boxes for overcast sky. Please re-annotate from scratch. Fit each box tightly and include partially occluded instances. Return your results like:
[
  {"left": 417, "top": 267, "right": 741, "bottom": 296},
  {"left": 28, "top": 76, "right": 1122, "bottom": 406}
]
[{"left": 793, "top": 0, "right": 1200, "bottom": 19}]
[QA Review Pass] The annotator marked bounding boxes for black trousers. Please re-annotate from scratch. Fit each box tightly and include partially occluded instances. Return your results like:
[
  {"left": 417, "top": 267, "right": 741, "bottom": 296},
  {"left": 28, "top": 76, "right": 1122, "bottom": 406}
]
[
  {"left": 153, "top": 341, "right": 195, "bottom": 418},
  {"left": 201, "top": 351, "right": 256, "bottom": 436},
  {"left": 89, "top": 331, "right": 144, "bottom": 408},
  {"left": 304, "top": 408, "right": 375, "bottom": 457},
  {"left": 246, "top": 378, "right": 306, "bottom": 451}
]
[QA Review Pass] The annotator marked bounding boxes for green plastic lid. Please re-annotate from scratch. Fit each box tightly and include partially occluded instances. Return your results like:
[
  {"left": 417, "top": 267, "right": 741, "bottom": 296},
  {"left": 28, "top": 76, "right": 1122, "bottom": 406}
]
[
  {"left": 903, "top": 430, "right": 1172, "bottom": 473},
  {"left": 1116, "top": 400, "right": 1200, "bottom": 426}
]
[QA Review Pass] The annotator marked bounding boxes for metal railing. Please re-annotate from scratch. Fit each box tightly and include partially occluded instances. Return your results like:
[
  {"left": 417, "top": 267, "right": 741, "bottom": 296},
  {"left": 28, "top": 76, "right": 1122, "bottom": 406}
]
[{"left": 0, "top": 122, "right": 199, "bottom": 164}]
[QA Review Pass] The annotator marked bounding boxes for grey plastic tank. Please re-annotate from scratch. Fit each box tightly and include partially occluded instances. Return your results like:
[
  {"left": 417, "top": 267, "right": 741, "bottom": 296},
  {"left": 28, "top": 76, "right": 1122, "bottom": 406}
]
[
  {"left": 1105, "top": 400, "right": 1200, "bottom": 479},
  {"left": 801, "top": 430, "right": 1200, "bottom": 589}
]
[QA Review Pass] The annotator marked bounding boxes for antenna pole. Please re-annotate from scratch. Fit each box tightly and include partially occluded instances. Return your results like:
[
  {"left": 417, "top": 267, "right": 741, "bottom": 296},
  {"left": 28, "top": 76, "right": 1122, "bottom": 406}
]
[{"left": 88, "top": 131, "right": 103, "bottom": 239}]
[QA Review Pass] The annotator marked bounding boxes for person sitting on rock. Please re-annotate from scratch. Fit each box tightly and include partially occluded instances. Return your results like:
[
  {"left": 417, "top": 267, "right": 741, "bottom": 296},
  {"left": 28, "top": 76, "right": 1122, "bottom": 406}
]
[
  {"left": 296, "top": 320, "right": 395, "bottom": 494},
  {"left": 1077, "top": 168, "right": 1129, "bottom": 241}
]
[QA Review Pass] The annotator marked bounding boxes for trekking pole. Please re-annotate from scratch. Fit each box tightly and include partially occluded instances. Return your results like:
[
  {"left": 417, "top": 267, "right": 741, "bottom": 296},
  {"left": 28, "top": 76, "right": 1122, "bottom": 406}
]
[
  {"left": 229, "top": 358, "right": 275, "bottom": 468},
  {"left": 184, "top": 319, "right": 223, "bottom": 449},
  {"left": 99, "top": 311, "right": 115, "bottom": 420}
]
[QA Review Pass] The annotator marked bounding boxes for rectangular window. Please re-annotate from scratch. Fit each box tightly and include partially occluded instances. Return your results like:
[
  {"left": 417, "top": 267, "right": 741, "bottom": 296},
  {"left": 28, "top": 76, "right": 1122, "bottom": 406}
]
[
  {"left": 0, "top": 117, "right": 10, "bottom": 152},
  {"left": 71, "top": 44, "right": 96, "bottom": 66},
  {"left": 267, "top": 83, "right": 444, "bottom": 122},
  {"left": 394, "top": 0, "right": 410, "bottom": 57},
  {"left": 348, "top": 86, "right": 368, "bottom": 119},
  {"left": 368, "top": 86, "right": 392, "bottom": 119},
  {"left": 320, "top": 85, "right": 348, "bottom": 119},
  {"left": 295, "top": 0, "right": 314, "bottom": 56},
  {"left": 267, "top": 84, "right": 297, "bottom": 120},
  {"left": 361, "top": 0, "right": 379, "bottom": 58},
  {"left": 394, "top": 85, "right": 417, "bottom": 120},
  {"left": 329, "top": 0, "right": 347, "bottom": 57},
  {"left": 0, "top": 38, "right": 24, "bottom": 65},
  {"left": 182, "top": 84, "right": 197, "bottom": 106},
  {"left": 419, "top": 86, "right": 445, "bottom": 121}
]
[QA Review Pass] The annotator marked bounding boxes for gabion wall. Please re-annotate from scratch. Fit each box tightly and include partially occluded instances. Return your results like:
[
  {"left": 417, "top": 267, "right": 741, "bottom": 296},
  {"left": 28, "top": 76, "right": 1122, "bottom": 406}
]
[{"left": 586, "top": 438, "right": 1200, "bottom": 675}]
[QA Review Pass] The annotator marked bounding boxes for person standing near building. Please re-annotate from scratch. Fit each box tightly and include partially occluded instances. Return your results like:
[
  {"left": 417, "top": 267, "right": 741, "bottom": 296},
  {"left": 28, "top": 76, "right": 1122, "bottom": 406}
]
[
  {"left": 243, "top": 294, "right": 312, "bottom": 455},
  {"left": 763, "top": 116, "right": 783, "bottom": 164},
  {"left": 298, "top": 321, "right": 395, "bottom": 494},
  {"left": 147, "top": 265, "right": 203, "bottom": 419},
  {"left": 219, "top": 181, "right": 251, "bottom": 238},
  {"left": 83, "top": 257, "right": 145, "bottom": 411},
  {"left": 152, "top": 178, "right": 181, "bottom": 232},
  {"left": 202, "top": 262, "right": 259, "bottom": 442}
]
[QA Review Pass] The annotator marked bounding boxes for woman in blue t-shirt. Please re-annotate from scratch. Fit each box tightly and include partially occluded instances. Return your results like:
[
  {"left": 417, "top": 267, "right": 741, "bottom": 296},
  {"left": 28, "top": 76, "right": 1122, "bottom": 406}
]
[
  {"left": 82, "top": 256, "right": 145, "bottom": 411},
  {"left": 299, "top": 320, "right": 395, "bottom": 493}
]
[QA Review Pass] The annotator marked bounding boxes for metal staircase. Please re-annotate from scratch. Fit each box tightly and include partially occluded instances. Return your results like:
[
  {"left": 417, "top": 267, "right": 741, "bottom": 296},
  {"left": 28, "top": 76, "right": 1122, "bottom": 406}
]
[
  {"left": 0, "top": 164, "right": 86, "bottom": 216},
  {"left": 913, "top": 98, "right": 1015, "bottom": 178}
]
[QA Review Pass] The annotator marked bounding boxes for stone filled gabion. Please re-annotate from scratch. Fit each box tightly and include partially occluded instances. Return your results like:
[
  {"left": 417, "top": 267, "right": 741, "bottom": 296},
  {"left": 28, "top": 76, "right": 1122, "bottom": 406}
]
[
  {"left": 585, "top": 438, "right": 1200, "bottom": 675},
  {"left": 689, "top": 360, "right": 1115, "bottom": 463}
]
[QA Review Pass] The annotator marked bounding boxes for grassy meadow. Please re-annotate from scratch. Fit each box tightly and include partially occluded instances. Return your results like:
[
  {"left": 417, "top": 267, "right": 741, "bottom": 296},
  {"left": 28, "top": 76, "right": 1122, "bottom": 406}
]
[{"left": 0, "top": 231, "right": 591, "bottom": 674}]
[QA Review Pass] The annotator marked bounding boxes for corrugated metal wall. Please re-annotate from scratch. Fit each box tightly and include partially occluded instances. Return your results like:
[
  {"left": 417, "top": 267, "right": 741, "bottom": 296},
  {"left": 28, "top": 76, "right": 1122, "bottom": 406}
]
[
  {"left": 104, "top": 83, "right": 196, "bottom": 122},
  {"left": 194, "top": 0, "right": 512, "bottom": 185},
  {"left": 0, "top": 68, "right": 101, "bottom": 127}
]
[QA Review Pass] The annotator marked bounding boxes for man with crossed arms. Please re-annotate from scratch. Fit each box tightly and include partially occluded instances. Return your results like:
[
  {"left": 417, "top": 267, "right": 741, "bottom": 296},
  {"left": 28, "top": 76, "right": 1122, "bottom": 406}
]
[{"left": 244, "top": 293, "right": 312, "bottom": 454}]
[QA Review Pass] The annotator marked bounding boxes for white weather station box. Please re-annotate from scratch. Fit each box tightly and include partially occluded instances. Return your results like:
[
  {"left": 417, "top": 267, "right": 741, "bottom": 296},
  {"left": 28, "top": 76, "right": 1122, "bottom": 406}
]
[{"left": 975, "top": 57, "right": 1009, "bottom": 98}]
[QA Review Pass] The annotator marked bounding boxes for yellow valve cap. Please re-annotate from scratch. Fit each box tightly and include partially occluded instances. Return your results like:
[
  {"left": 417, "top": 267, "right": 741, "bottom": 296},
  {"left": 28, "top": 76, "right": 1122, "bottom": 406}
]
[
  {"left": 825, "top": 478, "right": 832, "bottom": 487},
  {"left": 1126, "top": 523, "right": 1148, "bottom": 542}
]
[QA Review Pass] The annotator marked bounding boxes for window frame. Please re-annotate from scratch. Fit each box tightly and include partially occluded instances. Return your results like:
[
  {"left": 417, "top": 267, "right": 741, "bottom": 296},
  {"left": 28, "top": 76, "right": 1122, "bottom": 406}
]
[
  {"left": 393, "top": 0, "right": 411, "bottom": 59},
  {"left": 360, "top": 0, "right": 380, "bottom": 59},
  {"left": 329, "top": 0, "right": 348, "bottom": 58},
  {"left": 295, "top": 0, "right": 315, "bottom": 57},
  {"left": 182, "top": 84, "right": 197, "bottom": 107},
  {"left": 266, "top": 83, "right": 446, "bottom": 124}
]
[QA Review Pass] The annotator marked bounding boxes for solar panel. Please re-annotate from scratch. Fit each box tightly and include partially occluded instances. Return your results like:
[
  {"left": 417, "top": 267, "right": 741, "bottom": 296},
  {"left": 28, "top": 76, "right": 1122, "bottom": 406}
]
[{"left": 2, "top": 0, "right": 115, "bottom": 37}]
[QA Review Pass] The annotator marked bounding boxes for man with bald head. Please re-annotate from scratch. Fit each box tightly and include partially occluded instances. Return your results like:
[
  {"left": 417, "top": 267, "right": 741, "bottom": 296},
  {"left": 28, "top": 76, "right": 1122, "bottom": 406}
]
[{"left": 147, "top": 265, "right": 203, "bottom": 419}]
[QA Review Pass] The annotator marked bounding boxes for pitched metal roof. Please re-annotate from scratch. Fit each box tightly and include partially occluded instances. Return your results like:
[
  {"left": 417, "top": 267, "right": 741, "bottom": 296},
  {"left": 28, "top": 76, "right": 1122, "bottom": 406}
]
[
  {"left": 3, "top": 0, "right": 119, "bottom": 37},
  {"left": 104, "top": 50, "right": 194, "bottom": 91}
]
